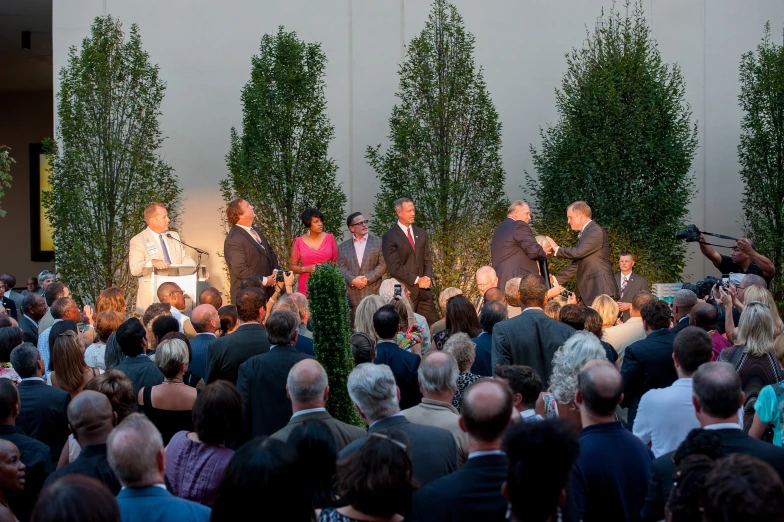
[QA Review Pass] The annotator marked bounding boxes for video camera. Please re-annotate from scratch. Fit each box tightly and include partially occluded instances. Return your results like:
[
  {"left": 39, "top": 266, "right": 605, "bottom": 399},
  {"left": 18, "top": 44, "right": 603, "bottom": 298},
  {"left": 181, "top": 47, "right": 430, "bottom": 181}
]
[{"left": 675, "top": 224, "right": 737, "bottom": 247}]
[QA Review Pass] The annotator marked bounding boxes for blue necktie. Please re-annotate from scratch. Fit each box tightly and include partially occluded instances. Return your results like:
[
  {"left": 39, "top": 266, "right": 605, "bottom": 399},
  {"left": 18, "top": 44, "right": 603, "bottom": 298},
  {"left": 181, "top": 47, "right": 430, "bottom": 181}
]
[{"left": 159, "top": 235, "right": 172, "bottom": 264}]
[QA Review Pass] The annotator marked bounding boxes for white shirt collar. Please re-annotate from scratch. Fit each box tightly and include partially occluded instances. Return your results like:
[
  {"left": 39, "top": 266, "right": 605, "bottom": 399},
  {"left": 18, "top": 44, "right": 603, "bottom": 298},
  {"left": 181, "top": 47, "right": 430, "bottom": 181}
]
[
  {"left": 522, "top": 307, "right": 543, "bottom": 313},
  {"left": 703, "top": 422, "right": 743, "bottom": 431},
  {"left": 621, "top": 271, "right": 632, "bottom": 279},
  {"left": 468, "top": 450, "right": 505, "bottom": 460},
  {"left": 147, "top": 227, "right": 168, "bottom": 242},
  {"left": 196, "top": 332, "right": 217, "bottom": 337},
  {"left": 397, "top": 221, "right": 414, "bottom": 237},
  {"left": 23, "top": 314, "right": 38, "bottom": 328},
  {"left": 291, "top": 407, "right": 327, "bottom": 419},
  {"left": 2, "top": 290, "right": 9, "bottom": 298},
  {"left": 20, "top": 377, "right": 44, "bottom": 382},
  {"left": 520, "top": 409, "right": 540, "bottom": 419},
  {"left": 353, "top": 233, "right": 368, "bottom": 242}
]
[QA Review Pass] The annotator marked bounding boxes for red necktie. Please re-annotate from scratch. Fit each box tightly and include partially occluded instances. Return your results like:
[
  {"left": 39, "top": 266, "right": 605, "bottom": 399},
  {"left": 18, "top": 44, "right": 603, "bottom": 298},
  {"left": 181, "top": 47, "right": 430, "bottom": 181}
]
[{"left": 407, "top": 227, "right": 416, "bottom": 251}]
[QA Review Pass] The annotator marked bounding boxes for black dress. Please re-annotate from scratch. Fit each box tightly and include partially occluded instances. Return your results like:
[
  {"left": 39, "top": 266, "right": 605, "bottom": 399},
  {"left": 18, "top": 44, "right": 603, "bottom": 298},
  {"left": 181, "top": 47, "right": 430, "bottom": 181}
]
[{"left": 139, "top": 385, "right": 194, "bottom": 445}]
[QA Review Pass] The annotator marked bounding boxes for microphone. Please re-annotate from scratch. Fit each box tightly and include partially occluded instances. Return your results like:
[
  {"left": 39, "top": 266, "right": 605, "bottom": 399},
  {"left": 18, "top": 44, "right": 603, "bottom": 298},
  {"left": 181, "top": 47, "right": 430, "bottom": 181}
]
[{"left": 166, "top": 233, "right": 209, "bottom": 255}]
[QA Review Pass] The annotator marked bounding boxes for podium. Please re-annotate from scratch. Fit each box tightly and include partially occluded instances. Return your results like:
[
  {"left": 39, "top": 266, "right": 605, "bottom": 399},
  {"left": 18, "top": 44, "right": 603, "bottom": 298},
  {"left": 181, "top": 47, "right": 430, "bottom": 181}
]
[{"left": 140, "top": 265, "right": 207, "bottom": 312}]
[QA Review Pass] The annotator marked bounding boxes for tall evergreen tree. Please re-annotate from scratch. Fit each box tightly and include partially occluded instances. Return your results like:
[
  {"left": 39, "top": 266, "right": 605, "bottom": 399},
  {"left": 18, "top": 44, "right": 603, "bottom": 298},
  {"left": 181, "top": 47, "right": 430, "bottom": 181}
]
[
  {"left": 45, "top": 16, "right": 180, "bottom": 308},
  {"left": 368, "top": 0, "right": 508, "bottom": 302},
  {"left": 526, "top": 1, "right": 698, "bottom": 285},
  {"left": 223, "top": 27, "right": 346, "bottom": 266}
]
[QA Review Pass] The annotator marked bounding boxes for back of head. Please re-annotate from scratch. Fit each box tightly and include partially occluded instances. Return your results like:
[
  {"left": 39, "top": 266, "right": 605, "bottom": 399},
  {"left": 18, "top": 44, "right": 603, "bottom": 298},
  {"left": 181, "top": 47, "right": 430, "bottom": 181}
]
[
  {"left": 577, "top": 359, "right": 623, "bottom": 417},
  {"left": 445, "top": 295, "right": 480, "bottom": 337},
  {"left": 692, "top": 362, "right": 742, "bottom": 420},
  {"left": 190, "top": 304, "right": 218, "bottom": 334},
  {"left": 192, "top": 380, "right": 242, "bottom": 446},
  {"left": 107, "top": 413, "right": 163, "bottom": 488},
  {"left": 741, "top": 273, "right": 767, "bottom": 290},
  {"left": 355, "top": 295, "right": 385, "bottom": 342},
  {"left": 49, "top": 320, "right": 78, "bottom": 354},
  {"left": 141, "top": 303, "right": 171, "bottom": 329},
  {"left": 379, "top": 279, "right": 406, "bottom": 303},
  {"left": 590, "top": 294, "right": 619, "bottom": 327},
  {"left": 702, "top": 454, "right": 784, "bottom": 522},
  {"left": 67, "top": 391, "right": 114, "bottom": 445},
  {"left": 44, "top": 282, "right": 67, "bottom": 307},
  {"left": 544, "top": 300, "right": 562, "bottom": 320},
  {"left": 115, "top": 318, "right": 147, "bottom": 357},
  {"left": 289, "top": 293, "right": 309, "bottom": 315},
  {"left": 84, "top": 370, "right": 136, "bottom": 424},
  {"left": 674, "top": 327, "right": 713, "bottom": 375},
  {"left": 347, "top": 363, "right": 399, "bottom": 422},
  {"left": 640, "top": 299, "right": 671, "bottom": 330},
  {"left": 0, "top": 379, "right": 18, "bottom": 424},
  {"left": 461, "top": 378, "right": 513, "bottom": 440},
  {"left": 350, "top": 332, "right": 376, "bottom": 366},
  {"left": 50, "top": 297, "right": 76, "bottom": 321},
  {"left": 287, "top": 359, "right": 328, "bottom": 406},
  {"left": 154, "top": 338, "right": 189, "bottom": 378},
  {"left": 265, "top": 310, "right": 298, "bottom": 345},
  {"left": 272, "top": 294, "right": 301, "bottom": 319},
  {"left": 559, "top": 304, "right": 586, "bottom": 330},
  {"left": 665, "top": 454, "right": 716, "bottom": 522},
  {"left": 235, "top": 287, "right": 266, "bottom": 323},
  {"left": 218, "top": 305, "right": 239, "bottom": 333},
  {"left": 742, "top": 285, "right": 782, "bottom": 332},
  {"left": 442, "top": 332, "right": 476, "bottom": 373},
  {"left": 483, "top": 287, "right": 505, "bottom": 302},
  {"left": 438, "top": 287, "right": 464, "bottom": 315},
  {"left": 479, "top": 300, "right": 508, "bottom": 334},
  {"left": 505, "top": 278, "right": 522, "bottom": 307},
  {"left": 96, "top": 287, "right": 126, "bottom": 314},
  {"left": 0, "top": 327, "right": 23, "bottom": 363},
  {"left": 494, "top": 364, "right": 542, "bottom": 409},
  {"left": 287, "top": 420, "right": 338, "bottom": 510},
  {"left": 631, "top": 291, "right": 656, "bottom": 312},
  {"left": 51, "top": 328, "right": 87, "bottom": 392},
  {"left": 10, "top": 343, "right": 40, "bottom": 379},
  {"left": 151, "top": 315, "right": 179, "bottom": 343},
  {"left": 31, "top": 475, "right": 121, "bottom": 522},
  {"left": 736, "top": 301, "right": 775, "bottom": 356},
  {"left": 373, "top": 304, "right": 400, "bottom": 340},
  {"left": 239, "top": 276, "right": 263, "bottom": 290},
  {"left": 691, "top": 302, "right": 719, "bottom": 331},
  {"left": 504, "top": 418, "right": 580, "bottom": 522},
  {"left": 673, "top": 289, "right": 699, "bottom": 313},
  {"left": 518, "top": 274, "right": 547, "bottom": 308},
  {"left": 198, "top": 287, "right": 223, "bottom": 309},
  {"left": 582, "top": 308, "right": 604, "bottom": 338},
  {"left": 94, "top": 311, "right": 125, "bottom": 344},
  {"left": 418, "top": 352, "right": 459, "bottom": 394}
]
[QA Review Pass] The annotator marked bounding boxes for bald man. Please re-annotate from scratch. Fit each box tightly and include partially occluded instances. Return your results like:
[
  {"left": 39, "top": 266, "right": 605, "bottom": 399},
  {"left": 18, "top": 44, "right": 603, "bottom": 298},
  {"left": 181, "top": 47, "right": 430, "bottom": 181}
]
[
  {"left": 43, "top": 391, "right": 120, "bottom": 494},
  {"left": 690, "top": 302, "right": 732, "bottom": 360},
  {"left": 474, "top": 266, "right": 499, "bottom": 312},
  {"left": 572, "top": 360, "right": 653, "bottom": 522},
  {"left": 198, "top": 287, "right": 223, "bottom": 311},
  {"left": 188, "top": 304, "right": 219, "bottom": 379},
  {"left": 270, "top": 359, "right": 365, "bottom": 451},
  {"left": 157, "top": 282, "right": 197, "bottom": 339}
]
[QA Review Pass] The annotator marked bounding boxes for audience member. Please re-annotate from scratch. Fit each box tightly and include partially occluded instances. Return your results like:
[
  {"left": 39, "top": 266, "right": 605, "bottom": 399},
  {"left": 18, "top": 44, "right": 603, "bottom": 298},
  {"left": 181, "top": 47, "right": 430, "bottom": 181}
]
[
  {"left": 140, "top": 303, "right": 171, "bottom": 356},
  {"left": 35, "top": 272, "right": 53, "bottom": 296},
  {"left": 495, "top": 364, "right": 543, "bottom": 422},
  {"left": 271, "top": 295, "right": 315, "bottom": 356},
  {"left": 137, "top": 338, "right": 196, "bottom": 444},
  {"left": 432, "top": 295, "right": 480, "bottom": 351},
  {"left": 354, "top": 295, "right": 385, "bottom": 343},
  {"left": 431, "top": 287, "right": 463, "bottom": 336},
  {"left": 21, "top": 277, "right": 38, "bottom": 298},
  {"left": 492, "top": 274, "right": 574, "bottom": 384},
  {"left": 602, "top": 291, "right": 655, "bottom": 359},
  {"left": 0, "top": 440, "right": 26, "bottom": 522},
  {"left": 701, "top": 454, "right": 784, "bottom": 522},
  {"left": 372, "top": 305, "right": 422, "bottom": 409},
  {"left": 558, "top": 303, "right": 585, "bottom": 330},
  {"left": 31, "top": 475, "right": 121, "bottom": 522},
  {"left": 402, "top": 352, "right": 468, "bottom": 465},
  {"left": 621, "top": 299, "right": 679, "bottom": 430},
  {"left": 113, "top": 318, "right": 163, "bottom": 397},
  {"left": 583, "top": 307, "right": 619, "bottom": 365},
  {"left": 94, "top": 287, "right": 126, "bottom": 315},
  {"left": 37, "top": 297, "right": 80, "bottom": 375},
  {"left": 474, "top": 266, "right": 499, "bottom": 312},
  {"left": 543, "top": 299, "right": 562, "bottom": 320},
  {"left": 165, "top": 381, "right": 239, "bottom": 507},
  {"left": 751, "top": 337, "right": 784, "bottom": 445},
  {"left": 504, "top": 278, "right": 522, "bottom": 318},
  {"left": 665, "top": 454, "right": 716, "bottom": 522},
  {"left": 0, "top": 328, "right": 22, "bottom": 385},
  {"left": 18, "top": 293, "right": 45, "bottom": 346},
  {"left": 741, "top": 284, "right": 784, "bottom": 336},
  {"left": 156, "top": 282, "right": 196, "bottom": 338},
  {"left": 289, "top": 293, "right": 313, "bottom": 340},
  {"left": 0, "top": 275, "right": 23, "bottom": 319},
  {"left": 239, "top": 276, "right": 263, "bottom": 290},
  {"left": 590, "top": 294, "right": 619, "bottom": 330},
  {"left": 198, "top": 287, "right": 223, "bottom": 311},
  {"left": 411, "top": 378, "right": 513, "bottom": 521},
  {"left": 690, "top": 302, "right": 732, "bottom": 361},
  {"left": 206, "top": 288, "right": 271, "bottom": 384},
  {"left": 216, "top": 305, "right": 239, "bottom": 337},
  {"left": 671, "top": 289, "right": 699, "bottom": 334},
  {"left": 237, "top": 310, "right": 313, "bottom": 439},
  {"left": 287, "top": 421, "right": 338, "bottom": 511},
  {"left": 271, "top": 359, "right": 365, "bottom": 450},
  {"left": 187, "top": 304, "right": 218, "bottom": 380},
  {"left": 210, "top": 437, "right": 311, "bottom": 522},
  {"left": 379, "top": 279, "right": 432, "bottom": 354},
  {"left": 11, "top": 343, "right": 70, "bottom": 467},
  {"left": 535, "top": 331, "right": 606, "bottom": 429},
  {"left": 102, "top": 333, "right": 122, "bottom": 371},
  {"left": 340, "top": 363, "right": 458, "bottom": 486},
  {"left": 349, "top": 332, "right": 376, "bottom": 366},
  {"left": 50, "top": 330, "right": 102, "bottom": 398},
  {"left": 388, "top": 298, "right": 423, "bottom": 354},
  {"left": 442, "top": 333, "right": 483, "bottom": 411},
  {"left": 108, "top": 414, "right": 210, "bottom": 521},
  {"left": 84, "top": 311, "right": 123, "bottom": 371},
  {"left": 37, "top": 283, "right": 70, "bottom": 335},
  {"left": 472, "top": 300, "right": 506, "bottom": 376},
  {"left": 150, "top": 315, "right": 179, "bottom": 354}
]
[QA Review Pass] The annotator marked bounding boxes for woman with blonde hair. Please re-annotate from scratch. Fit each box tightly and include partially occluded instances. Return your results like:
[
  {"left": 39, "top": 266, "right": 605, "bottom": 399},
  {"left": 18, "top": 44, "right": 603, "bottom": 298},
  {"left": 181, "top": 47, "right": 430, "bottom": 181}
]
[
  {"left": 590, "top": 294, "right": 620, "bottom": 330},
  {"left": 719, "top": 301, "right": 783, "bottom": 432},
  {"left": 50, "top": 328, "right": 103, "bottom": 398},
  {"left": 354, "top": 295, "right": 385, "bottom": 343}
]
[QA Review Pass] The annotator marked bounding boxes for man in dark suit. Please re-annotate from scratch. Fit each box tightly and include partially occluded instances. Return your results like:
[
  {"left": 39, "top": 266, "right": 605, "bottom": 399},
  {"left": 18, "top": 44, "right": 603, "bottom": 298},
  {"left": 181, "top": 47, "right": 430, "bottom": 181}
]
[
  {"left": 670, "top": 289, "right": 698, "bottom": 335},
  {"left": 0, "top": 281, "right": 18, "bottom": 321},
  {"left": 471, "top": 300, "right": 507, "bottom": 377},
  {"left": 491, "top": 274, "right": 575, "bottom": 385},
  {"left": 206, "top": 288, "right": 271, "bottom": 385},
  {"left": 271, "top": 359, "right": 366, "bottom": 451},
  {"left": 621, "top": 300, "right": 678, "bottom": 430},
  {"left": 381, "top": 198, "right": 437, "bottom": 325},
  {"left": 337, "top": 212, "right": 387, "bottom": 322},
  {"left": 108, "top": 414, "right": 211, "bottom": 522},
  {"left": 410, "top": 378, "right": 513, "bottom": 521},
  {"left": 271, "top": 296, "right": 314, "bottom": 356},
  {"left": 237, "top": 310, "right": 312, "bottom": 440},
  {"left": 223, "top": 198, "right": 279, "bottom": 303},
  {"left": 615, "top": 252, "right": 649, "bottom": 322},
  {"left": 372, "top": 305, "right": 422, "bottom": 409},
  {"left": 18, "top": 293, "right": 46, "bottom": 346},
  {"left": 339, "top": 363, "right": 458, "bottom": 486},
  {"left": 114, "top": 319, "right": 163, "bottom": 398},
  {"left": 491, "top": 200, "right": 549, "bottom": 292},
  {"left": 188, "top": 304, "right": 219, "bottom": 379},
  {"left": 642, "top": 362, "right": 784, "bottom": 522},
  {"left": 9, "top": 343, "right": 70, "bottom": 467},
  {"left": 547, "top": 201, "right": 619, "bottom": 305}
]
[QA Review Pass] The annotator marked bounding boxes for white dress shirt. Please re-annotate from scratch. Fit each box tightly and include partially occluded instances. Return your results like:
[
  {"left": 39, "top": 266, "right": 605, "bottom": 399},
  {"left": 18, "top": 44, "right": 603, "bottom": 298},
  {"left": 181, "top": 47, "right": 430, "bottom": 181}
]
[
  {"left": 353, "top": 234, "right": 368, "bottom": 267},
  {"left": 520, "top": 409, "right": 544, "bottom": 422}
]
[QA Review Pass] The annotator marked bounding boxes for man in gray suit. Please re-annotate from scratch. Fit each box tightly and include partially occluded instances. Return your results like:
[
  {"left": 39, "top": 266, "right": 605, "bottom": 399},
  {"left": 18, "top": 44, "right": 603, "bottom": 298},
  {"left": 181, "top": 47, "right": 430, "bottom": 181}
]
[
  {"left": 271, "top": 359, "right": 365, "bottom": 451},
  {"left": 337, "top": 212, "right": 386, "bottom": 322},
  {"left": 547, "top": 201, "right": 619, "bottom": 305},
  {"left": 615, "top": 252, "right": 649, "bottom": 322}
]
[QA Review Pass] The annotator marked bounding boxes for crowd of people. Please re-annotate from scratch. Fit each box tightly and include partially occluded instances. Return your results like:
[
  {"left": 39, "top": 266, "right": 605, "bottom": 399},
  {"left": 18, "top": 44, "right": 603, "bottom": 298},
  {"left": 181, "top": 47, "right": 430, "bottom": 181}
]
[{"left": 0, "top": 197, "right": 779, "bottom": 521}]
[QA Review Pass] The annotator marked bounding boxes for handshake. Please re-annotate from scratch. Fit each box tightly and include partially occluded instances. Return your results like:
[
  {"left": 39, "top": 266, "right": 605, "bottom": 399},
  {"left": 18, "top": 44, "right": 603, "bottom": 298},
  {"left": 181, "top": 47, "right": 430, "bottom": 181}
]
[{"left": 536, "top": 236, "right": 560, "bottom": 256}]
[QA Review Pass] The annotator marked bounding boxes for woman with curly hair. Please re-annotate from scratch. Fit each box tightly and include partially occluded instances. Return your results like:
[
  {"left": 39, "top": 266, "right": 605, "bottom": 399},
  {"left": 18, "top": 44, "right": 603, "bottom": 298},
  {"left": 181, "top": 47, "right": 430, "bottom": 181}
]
[{"left": 442, "top": 333, "right": 482, "bottom": 411}]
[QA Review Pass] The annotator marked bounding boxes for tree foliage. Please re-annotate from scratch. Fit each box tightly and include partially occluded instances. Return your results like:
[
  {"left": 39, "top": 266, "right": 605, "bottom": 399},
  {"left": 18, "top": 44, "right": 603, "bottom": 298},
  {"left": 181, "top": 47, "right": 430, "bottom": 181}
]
[
  {"left": 0, "top": 147, "right": 14, "bottom": 218},
  {"left": 44, "top": 16, "right": 181, "bottom": 308},
  {"left": 368, "top": 0, "right": 508, "bottom": 302},
  {"left": 526, "top": 0, "right": 698, "bottom": 285},
  {"left": 738, "top": 22, "right": 784, "bottom": 300},
  {"left": 223, "top": 26, "right": 346, "bottom": 266},
  {"left": 308, "top": 263, "right": 363, "bottom": 427}
]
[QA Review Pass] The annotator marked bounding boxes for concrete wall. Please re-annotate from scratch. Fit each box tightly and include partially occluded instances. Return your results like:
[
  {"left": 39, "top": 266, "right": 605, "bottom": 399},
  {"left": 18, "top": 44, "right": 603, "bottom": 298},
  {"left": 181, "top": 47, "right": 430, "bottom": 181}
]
[{"left": 52, "top": 0, "right": 784, "bottom": 297}]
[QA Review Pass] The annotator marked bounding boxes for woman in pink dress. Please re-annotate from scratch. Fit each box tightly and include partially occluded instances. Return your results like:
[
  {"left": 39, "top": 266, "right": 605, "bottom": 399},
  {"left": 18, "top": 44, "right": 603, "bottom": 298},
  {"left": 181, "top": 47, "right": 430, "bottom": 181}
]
[{"left": 289, "top": 208, "right": 338, "bottom": 295}]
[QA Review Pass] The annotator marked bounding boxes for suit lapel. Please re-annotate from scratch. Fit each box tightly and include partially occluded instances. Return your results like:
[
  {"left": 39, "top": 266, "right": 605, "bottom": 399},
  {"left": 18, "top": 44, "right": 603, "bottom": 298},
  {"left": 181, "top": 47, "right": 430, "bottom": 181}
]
[
  {"left": 394, "top": 225, "right": 415, "bottom": 255},
  {"left": 236, "top": 226, "right": 271, "bottom": 261}
]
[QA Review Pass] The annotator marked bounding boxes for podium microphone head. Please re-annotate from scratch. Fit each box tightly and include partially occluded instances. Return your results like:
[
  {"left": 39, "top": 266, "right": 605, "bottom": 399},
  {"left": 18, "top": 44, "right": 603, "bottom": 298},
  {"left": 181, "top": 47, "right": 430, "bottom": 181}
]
[{"left": 166, "top": 233, "right": 174, "bottom": 239}]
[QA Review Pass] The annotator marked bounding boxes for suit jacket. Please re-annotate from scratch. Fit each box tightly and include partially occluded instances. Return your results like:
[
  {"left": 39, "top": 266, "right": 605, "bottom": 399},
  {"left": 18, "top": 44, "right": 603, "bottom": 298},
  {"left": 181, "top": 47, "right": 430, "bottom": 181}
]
[
  {"left": 642, "top": 428, "right": 784, "bottom": 522},
  {"left": 401, "top": 399, "right": 468, "bottom": 466},
  {"left": 470, "top": 331, "right": 493, "bottom": 377},
  {"left": 491, "top": 310, "right": 576, "bottom": 386},
  {"left": 188, "top": 333, "right": 215, "bottom": 380},
  {"left": 270, "top": 409, "right": 366, "bottom": 452},
  {"left": 670, "top": 316, "right": 690, "bottom": 335},
  {"left": 236, "top": 344, "right": 312, "bottom": 440},
  {"left": 18, "top": 315, "right": 39, "bottom": 346},
  {"left": 410, "top": 453, "right": 508, "bottom": 522},
  {"left": 129, "top": 227, "right": 196, "bottom": 314},
  {"left": 43, "top": 443, "right": 121, "bottom": 495},
  {"left": 295, "top": 335, "right": 315, "bottom": 357},
  {"left": 491, "top": 217, "right": 547, "bottom": 291},
  {"left": 374, "top": 341, "right": 422, "bottom": 410},
  {"left": 6, "top": 290, "right": 24, "bottom": 320},
  {"left": 205, "top": 323, "right": 271, "bottom": 385},
  {"left": 116, "top": 486, "right": 211, "bottom": 522},
  {"left": 16, "top": 380, "right": 71, "bottom": 467},
  {"left": 115, "top": 356, "right": 164, "bottom": 399},
  {"left": 616, "top": 271, "right": 650, "bottom": 321},
  {"left": 339, "top": 415, "right": 458, "bottom": 486},
  {"left": 0, "top": 425, "right": 53, "bottom": 522},
  {"left": 621, "top": 329, "right": 678, "bottom": 429},
  {"left": 554, "top": 221, "right": 619, "bottom": 305},
  {"left": 1, "top": 297, "right": 17, "bottom": 321},
  {"left": 224, "top": 224, "right": 279, "bottom": 303},
  {"left": 337, "top": 234, "right": 387, "bottom": 310},
  {"left": 382, "top": 224, "right": 432, "bottom": 303}
]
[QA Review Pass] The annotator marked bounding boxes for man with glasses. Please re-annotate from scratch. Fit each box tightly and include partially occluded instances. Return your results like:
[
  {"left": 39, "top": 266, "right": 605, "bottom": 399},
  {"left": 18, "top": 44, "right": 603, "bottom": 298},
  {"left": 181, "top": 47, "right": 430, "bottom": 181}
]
[
  {"left": 337, "top": 212, "right": 386, "bottom": 324},
  {"left": 699, "top": 233, "right": 775, "bottom": 286}
]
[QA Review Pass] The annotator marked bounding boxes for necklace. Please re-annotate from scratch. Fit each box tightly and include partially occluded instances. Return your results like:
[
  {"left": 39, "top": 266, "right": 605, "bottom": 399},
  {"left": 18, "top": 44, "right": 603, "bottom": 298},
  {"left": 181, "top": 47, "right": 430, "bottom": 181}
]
[{"left": 162, "top": 380, "right": 184, "bottom": 385}]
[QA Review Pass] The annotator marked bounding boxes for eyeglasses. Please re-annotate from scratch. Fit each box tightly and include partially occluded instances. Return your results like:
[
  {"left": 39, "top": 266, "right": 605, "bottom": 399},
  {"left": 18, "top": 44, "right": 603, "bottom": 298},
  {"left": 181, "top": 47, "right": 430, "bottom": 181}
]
[
  {"left": 350, "top": 220, "right": 369, "bottom": 227},
  {"left": 368, "top": 432, "right": 408, "bottom": 451}
]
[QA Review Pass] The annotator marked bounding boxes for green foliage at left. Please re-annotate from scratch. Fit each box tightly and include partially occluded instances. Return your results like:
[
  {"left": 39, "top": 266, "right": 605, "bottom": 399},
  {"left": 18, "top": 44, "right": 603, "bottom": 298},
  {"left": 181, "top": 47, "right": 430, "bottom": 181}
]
[
  {"left": 308, "top": 263, "right": 363, "bottom": 427},
  {"left": 44, "top": 16, "right": 181, "bottom": 308},
  {"left": 0, "top": 147, "right": 14, "bottom": 218}
]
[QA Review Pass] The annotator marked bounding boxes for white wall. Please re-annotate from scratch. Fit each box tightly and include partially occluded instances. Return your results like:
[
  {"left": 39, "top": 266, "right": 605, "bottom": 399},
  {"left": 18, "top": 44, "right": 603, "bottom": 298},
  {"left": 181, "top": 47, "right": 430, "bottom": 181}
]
[{"left": 52, "top": 0, "right": 784, "bottom": 297}]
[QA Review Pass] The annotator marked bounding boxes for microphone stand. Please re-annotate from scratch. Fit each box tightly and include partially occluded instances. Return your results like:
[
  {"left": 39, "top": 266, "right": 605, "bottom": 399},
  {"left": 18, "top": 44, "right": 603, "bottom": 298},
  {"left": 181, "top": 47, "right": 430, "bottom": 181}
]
[{"left": 166, "top": 233, "right": 209, "bottom": 277}]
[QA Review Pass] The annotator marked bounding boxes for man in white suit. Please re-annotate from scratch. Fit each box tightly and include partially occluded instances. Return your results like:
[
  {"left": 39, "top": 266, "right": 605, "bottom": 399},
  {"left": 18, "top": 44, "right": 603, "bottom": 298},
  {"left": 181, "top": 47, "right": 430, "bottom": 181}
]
[{"left": 129, "top": 203, "right": 197, "bottom": 315}]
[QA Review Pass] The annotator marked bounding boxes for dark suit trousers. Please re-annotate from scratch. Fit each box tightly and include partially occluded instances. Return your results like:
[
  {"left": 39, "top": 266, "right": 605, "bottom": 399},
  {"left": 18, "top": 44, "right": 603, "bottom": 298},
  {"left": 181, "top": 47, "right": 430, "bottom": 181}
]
[{"left": 412, "top": 289, "right": 438, "bottom": 326}]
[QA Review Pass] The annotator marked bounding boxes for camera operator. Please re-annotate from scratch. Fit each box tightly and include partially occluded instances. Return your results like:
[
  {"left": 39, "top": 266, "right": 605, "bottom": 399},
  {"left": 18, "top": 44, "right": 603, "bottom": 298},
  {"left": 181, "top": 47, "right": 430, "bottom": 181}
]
[{"left": 699, "top": 234, "right": 775, "bottom": 285}]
